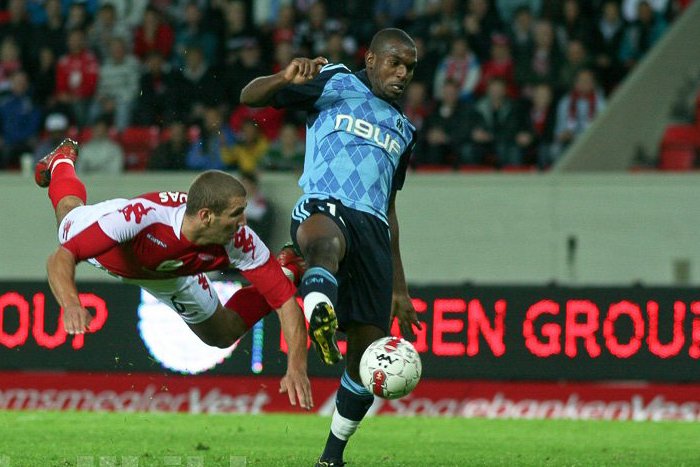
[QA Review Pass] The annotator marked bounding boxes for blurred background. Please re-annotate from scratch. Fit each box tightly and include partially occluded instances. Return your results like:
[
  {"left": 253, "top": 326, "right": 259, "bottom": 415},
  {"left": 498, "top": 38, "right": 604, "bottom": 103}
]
[{"left": 1, "top": 0, "right": 700, "bottom": 420}]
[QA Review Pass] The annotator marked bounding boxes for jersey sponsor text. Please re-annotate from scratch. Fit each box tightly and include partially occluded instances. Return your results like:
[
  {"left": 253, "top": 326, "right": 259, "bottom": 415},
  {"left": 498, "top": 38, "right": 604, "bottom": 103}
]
[{"left": 334, "top": 114, "right": 402, "bottom": 156}]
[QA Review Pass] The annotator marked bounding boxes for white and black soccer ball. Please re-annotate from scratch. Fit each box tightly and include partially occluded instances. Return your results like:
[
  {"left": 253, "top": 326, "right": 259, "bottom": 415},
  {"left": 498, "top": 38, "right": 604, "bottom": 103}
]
[{"left": 359, "top": 336, "right": 422, "bottom": 400}]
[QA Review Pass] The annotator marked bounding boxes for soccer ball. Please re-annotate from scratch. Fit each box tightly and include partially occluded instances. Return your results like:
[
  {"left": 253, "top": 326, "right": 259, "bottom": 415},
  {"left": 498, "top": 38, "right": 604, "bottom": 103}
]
[{"left": 359, "top": 336, "right": 422, "bottom": 400}]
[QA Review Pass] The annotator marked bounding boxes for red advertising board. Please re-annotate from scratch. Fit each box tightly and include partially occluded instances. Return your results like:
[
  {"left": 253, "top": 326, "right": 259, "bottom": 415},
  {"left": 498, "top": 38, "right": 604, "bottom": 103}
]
[{"left": 1, "top": 372, "right": 699, "bottom": 421}]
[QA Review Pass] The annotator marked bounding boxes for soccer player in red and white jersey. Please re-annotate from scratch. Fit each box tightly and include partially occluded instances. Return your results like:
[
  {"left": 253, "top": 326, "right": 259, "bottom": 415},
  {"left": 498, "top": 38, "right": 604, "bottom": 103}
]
[{"left": 35, "top": 138, "right": 313, "bottom": 410}]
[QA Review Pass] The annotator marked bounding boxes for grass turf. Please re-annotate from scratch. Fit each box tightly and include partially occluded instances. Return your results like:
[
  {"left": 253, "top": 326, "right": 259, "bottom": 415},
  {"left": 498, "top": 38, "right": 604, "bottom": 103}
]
[{"left": 1, "top": 411, "right": 699, "bottom": 466}]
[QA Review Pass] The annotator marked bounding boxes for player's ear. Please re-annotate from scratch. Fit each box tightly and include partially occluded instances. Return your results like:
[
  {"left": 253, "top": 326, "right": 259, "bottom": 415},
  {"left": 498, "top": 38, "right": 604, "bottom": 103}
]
[
  {"left": 199, "top": 208, "right": 212, "bottom": 225},
  {"left": 365, "top": 50, "right": 375, "bottom": 69}
]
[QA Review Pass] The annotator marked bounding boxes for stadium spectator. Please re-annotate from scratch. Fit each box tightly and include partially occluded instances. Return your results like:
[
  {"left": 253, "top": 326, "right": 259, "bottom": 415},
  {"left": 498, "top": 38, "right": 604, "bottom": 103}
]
[
  {"left": 402, "top": 80, "right": 433, "bottom": 132},
  {"left": 507, "top": 5, "right": 535, "bottom": 63},
  {"left": 432, "top": 36, "right": 481, "bottom": 101},
  {"left": 32, "top": 46, "right": 58, "bottom": 109},
  {"left": 418, "top": 79, "right": 473, "bottom": 166},
  {"left": 552, "top": 68, "right": 606, "bottom": 159},
  {"left": 34, "top": 112, "right": 70, "bottom": 164},
  {"left": 54, "top": 28, "right": 99, "bottom": 128},
  {"left": 34, "top": 144, "right": 313, "bottom": 409},
  {"left": 272, "top": 40, "right": 295, "bottom": 74},
  {"left": 223, "top": 118, "right": 269, "bottom": 173},
  {"left": 262, "top": 122, "right": 305, "bottom": 172},
  {"left": 0, "top": 71, "right": 41, "bottom": 168},
  {"left": 102, "top": 0, "right": 149, "bottom": 29},
  {"left": 0, "top": 37, "right": 23, "bottom": 97},
  {"left": 229, "top": 101, "right": 285, "bottom": 141},
  {"left": 422, "top": 0, "right": 462, "bottom": 56},
  {"left": 87, "top": 3, "right": 131, "bottom": 61},
  {"left": 88, "top": 37, "right": 140, "bottom": 130},
  {"left": 178, "top": 45, "right": 224, "bottom": 116},
  {"left": 219, "top": 0, "right": 259, "bottom": 67},
  {"left": 591, "top": 0, "right": 626, "bottom": 94},
  {"left": 462, "top": 0, "right": 504, "bottom": 61},
  {"left": 132, "top": 6, "right": 175, "bottom": 61},
  {"left": 497, "top": 0, "right": 542, "bottom": 22},
  {"left": 294, "top": 1, "right": 347, "bottom": 57},
  {"left": 555, "top": 0, "right": 592, "bottom": 51},
  {"left": 374, "top": 0, "right": 414, "bottom": 29},
  {"left": 408, "top": 35, "right": 440, "bottom": 95},
  {"left": 224, "top": 38, "right": 270, "bottom": 106},
  {"left": 269, "top": 4, "right": 297, "bottom": 46},
  {"left": 515, "top": 19, "right": 563, "bottom": 93},
  {"left": 65, "top": 2, "right": 90, "bottom": 31},
  {"left": 476, "top": 33, "right": 518, "bottom": 97},
  {"left": 249, "top": 0, "right": 284, "bottom": 27},
  {"left": 557, "top": 39, "right": 593, "bottom": 94},
  {"left": 464, "top": 76, "right": 531, "bottom": 167},
  {"left": 239, "top": 170, "right": 274, "bottom": 245},
  {"left": 322, "top": 32, "right": 357, "bottom": 70},
  {"left": 241, "top": 28, "right": 421, "bottom": 467},
  {"left": 619, "top": 0, "right": 667, "bottom": 72},
  {"left": 30, "top": 0, "right": 66, "bottom": 61},
  {"left": 172, "top": 2, "right": 218, "bottom": 68},
  {"left": 0, "top": 0, "right": 33, "bottom": 64},
  {"left": 76, "top": 117, "right": 124, "bottom": 174},
  {"left": 186, "top": 105, "right": 235, "bottom": 170},
  {"left": 147, "top": 120, "right": 189, "bottom": 170},
  {"left": 622, "top": 0, "right": 671, "bottom": 21},
  {"left": 132, "top": 51, "right": 185, "bottom": 126},
  {"left": 522, "top": 81, "right": 557, "bottom": 167}
]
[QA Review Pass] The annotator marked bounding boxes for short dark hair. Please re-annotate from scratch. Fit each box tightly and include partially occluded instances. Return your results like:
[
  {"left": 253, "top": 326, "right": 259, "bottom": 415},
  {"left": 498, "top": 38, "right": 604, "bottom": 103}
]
[
  {"left": 369, "top": 28, "right": 415, "bottom": 54},
  {"left": 186, "top": 170, "right": 246, "bottom": 216}
]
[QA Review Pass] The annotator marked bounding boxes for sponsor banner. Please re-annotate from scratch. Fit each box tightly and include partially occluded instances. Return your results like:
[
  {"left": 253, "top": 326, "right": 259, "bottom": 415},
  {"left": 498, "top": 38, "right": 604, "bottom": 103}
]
[
  {"left": 1, "top": 372, "right": 700, "bottom": 421},
  {"left": 3, "top": 282, "right": 700, "bottom": 380}
]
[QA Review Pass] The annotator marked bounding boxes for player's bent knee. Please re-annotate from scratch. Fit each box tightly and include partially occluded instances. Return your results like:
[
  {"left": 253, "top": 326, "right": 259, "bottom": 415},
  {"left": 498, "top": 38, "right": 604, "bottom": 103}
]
[{"left": 204, "top": 335, "right": 237, "bottom": 349}]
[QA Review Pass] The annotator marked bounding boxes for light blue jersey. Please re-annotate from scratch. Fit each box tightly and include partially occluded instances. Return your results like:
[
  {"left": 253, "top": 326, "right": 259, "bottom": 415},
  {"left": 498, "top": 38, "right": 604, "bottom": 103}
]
[{"left": 272, "top": 64, "right": 416, "bottom": 224}]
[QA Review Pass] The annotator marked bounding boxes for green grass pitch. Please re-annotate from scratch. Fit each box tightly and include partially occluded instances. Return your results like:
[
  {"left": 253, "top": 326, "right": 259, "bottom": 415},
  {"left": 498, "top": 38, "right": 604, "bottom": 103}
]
[{"left": 1, "top": 411, "right": 699, "bottom": 466}]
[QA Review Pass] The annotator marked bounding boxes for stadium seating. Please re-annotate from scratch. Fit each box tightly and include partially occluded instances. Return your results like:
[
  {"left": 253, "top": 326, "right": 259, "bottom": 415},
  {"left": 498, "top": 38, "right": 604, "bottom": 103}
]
[
  {"left": 120, "top": 126, "right": 160, "bottom": 171},
  {"left": 659, "top": 146, "right": 696, "bottom": 170},
  {"left": 658, "top": 124, "right": 700, "bottom": 171}
]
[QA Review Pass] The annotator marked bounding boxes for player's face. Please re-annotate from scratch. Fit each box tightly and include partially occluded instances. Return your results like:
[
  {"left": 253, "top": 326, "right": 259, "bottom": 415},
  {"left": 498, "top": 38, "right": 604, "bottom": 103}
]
[
  {"left": 366, "top": 41, "right": 417, "bottom": 102},
  {"left": 209, "top": 196, "right": 247, "bottom": 244}
]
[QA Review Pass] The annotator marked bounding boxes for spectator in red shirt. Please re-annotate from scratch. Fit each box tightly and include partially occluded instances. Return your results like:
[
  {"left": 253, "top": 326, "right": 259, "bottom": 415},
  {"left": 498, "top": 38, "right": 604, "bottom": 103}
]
[
  {"left": 55, "top": 28, "right": 99, "bottom": 127},
  {"left": 476, "top": 33, "right": 518, "bottom": 98},
  {"left": 133, "top": 6, "right": 175, "bottom": 61}
]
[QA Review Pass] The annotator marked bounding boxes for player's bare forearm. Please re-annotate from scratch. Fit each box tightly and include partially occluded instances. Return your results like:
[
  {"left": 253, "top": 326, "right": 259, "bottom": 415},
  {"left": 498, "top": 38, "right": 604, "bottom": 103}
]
[
  {"left": 240, "top": 56, "right": 328, "bottom": 107},
  {"left": 47, "top": 247, "right": 81, "bottom": 309},
  {"left": 47, "top": 247, "right": 93, "bottom": 334},
  {"left": 276, "top": 297, "right": 309, "bottom": 372},
  {"left": 239, "top": 73, "right": 290, "bottom": 107},
  {"left": 276, "top": 297, "right": 313, "bottom": 409},
  {"left": 389, "top": 196, "right": 422, "bottom": 336},
  {"left": 388, "top": 196, "right": 409, "bottom": 295}
]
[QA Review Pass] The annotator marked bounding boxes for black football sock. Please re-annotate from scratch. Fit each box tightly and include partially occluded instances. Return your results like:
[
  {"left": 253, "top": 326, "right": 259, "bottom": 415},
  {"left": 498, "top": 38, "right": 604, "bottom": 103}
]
[{"left": 320, "top": 371, "right": 374, "bottom": 462}]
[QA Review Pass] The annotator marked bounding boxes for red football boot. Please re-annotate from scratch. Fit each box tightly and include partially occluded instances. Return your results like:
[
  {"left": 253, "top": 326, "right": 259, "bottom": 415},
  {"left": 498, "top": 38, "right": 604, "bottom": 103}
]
[
  {"left": 35, "top": 138, "right": 79, "bottom": 188},
  {"left": 277, "top": 242, "right": 306, "bottom": 285}
]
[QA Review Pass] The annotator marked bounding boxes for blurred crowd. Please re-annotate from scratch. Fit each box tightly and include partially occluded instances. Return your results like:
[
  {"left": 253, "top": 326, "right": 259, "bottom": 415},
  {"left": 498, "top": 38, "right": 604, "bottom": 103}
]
[{"left": 0, "top": 0, "right": 692, "bottom": 173}]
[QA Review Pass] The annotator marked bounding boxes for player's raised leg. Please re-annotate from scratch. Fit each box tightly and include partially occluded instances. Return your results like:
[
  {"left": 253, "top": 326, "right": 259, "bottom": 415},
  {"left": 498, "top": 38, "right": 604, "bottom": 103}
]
[
  {"left": 35, "top": 138, "right": 86, "bottom": 226},
  {"left": 192, "top": 243, "right": 308, "bottom": 347},
  {"left": 295, "top": 213, "right": 344, "bottom": 365},
  {"left": 316, "top": 323, "right": 383, "bottom": 467}
]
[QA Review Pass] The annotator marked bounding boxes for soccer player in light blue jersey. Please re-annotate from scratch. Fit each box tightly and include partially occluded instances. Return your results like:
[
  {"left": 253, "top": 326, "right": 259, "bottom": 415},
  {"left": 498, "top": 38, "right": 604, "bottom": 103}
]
[{"left": 241, "top": 28, "right": 422, "bottom": 467}]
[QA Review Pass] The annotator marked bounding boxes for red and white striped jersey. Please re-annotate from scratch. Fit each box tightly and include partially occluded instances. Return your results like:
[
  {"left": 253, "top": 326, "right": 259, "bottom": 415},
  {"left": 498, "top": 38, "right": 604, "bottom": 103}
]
[{"left": 60, "top": 191, "right": 294, "bottom": 307}]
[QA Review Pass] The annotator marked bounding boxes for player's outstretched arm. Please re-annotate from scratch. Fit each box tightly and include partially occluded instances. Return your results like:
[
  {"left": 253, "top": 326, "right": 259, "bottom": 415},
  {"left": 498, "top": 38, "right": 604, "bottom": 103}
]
[
  {"left": 46, "top": 247, "right": 93, "bottom": 334},
  {"left": 388, "top": 195, "right": 422, "bottom": 339},
  {"left": 239, "top": 56, "right": 328, "bottom": 107},
  {"left": 275, "top": 297, "right": 314, "bottom": 410}
]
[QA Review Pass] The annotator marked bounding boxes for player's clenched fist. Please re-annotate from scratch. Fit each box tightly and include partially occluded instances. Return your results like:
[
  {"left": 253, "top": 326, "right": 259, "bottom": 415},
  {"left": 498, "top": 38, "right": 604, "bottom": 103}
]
[
  {"left": 63, "top": 304, "right": 93, "bottom": 334},
  {"left": 283, "top": 57, "right": 328, "bottom": 84}
]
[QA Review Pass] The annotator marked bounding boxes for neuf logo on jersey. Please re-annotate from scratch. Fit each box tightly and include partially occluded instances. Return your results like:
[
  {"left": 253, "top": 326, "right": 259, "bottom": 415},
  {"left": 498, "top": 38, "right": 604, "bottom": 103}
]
[{"left": 335, "top": 114, "right": 402, "bottom": 156}]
